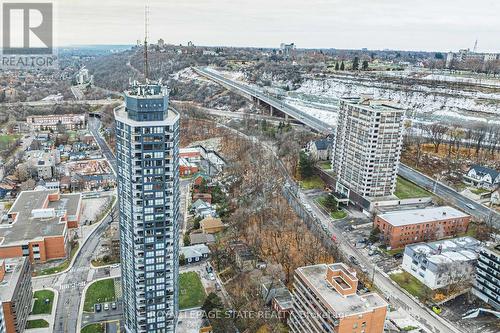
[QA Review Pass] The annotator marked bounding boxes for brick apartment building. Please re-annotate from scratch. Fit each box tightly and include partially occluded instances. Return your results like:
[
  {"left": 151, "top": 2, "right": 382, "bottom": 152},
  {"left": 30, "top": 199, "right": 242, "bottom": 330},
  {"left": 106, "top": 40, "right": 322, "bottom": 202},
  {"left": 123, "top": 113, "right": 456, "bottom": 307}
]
[
  {"left": 374, "top": 206, "right": 471, "bottom": 249},
  {"left": 27, "top": 114, "right": 86, "bottom": 131},
  {"left": 288, "top": 263, "right": 387, "bottom": 333},
  {"left": 0, "top": 257, "right": 32, "bottom": 333},
  {"left": 0, "top": 190, "right": 81, "bottom": 263}
]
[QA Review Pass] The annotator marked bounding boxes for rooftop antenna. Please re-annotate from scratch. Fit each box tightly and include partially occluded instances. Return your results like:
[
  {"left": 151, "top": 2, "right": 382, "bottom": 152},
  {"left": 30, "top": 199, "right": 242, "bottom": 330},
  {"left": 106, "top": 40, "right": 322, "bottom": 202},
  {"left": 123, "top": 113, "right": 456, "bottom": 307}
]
[{"left": 144, "top": 4, "right": 150, "bottom": 81}]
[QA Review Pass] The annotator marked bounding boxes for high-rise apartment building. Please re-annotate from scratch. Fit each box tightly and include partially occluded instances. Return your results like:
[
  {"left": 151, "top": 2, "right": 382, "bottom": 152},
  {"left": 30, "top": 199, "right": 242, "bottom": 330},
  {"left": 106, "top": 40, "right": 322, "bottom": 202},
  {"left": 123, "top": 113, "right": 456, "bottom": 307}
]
[
  {"left": 332, "top": 96, "right": 404, "bottom": 199},
  {"left": 288, "top": 263, "right": 388, "bottom": 333},
  {"left": 0, "top": 257, "right": 33, "bottom": 333},
  {"left": 472, "top": 244, "right": 500, "bottom": 310},
  {"left": 115, "top": 81, "right": 180, "bottom": 333}
]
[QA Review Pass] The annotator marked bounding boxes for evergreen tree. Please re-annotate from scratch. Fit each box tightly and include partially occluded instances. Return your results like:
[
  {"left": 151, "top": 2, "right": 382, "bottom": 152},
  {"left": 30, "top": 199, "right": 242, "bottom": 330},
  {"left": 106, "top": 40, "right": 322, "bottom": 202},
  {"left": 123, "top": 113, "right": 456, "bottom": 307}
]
[
  {"left": 352, "top": 56, "right": 359, "bottom": 70},
  {"left": 299, "top": 152, "right": 314, "bottom": 179},
  {"left": 340, "top": 61, "right": 345, "bottom": 70},
  {"left": 335, "top": 62, "right": 339, "bottom": 70},
  {"left": 362, "top": 60, "right": 369, "bottom": 70}
]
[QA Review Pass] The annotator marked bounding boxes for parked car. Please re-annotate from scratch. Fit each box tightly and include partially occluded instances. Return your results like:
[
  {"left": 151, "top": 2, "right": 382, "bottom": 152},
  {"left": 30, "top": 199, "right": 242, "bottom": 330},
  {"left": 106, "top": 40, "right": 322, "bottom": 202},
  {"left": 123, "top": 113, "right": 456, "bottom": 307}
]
[
  {"left": 206, "top": 263, "right": 213, "bottom": 273},
  {"left": 349, "top": 255, "right": 359, "bottom": 265},
  {"left": 208, "top": 272, "right": 215, "bottom": 281},
  {"left": 95, "top": 303, "right": 102, "bottom": 312},
  {"left": 215, "top": 282, "right": 221, "bottom": 291},
  {"left": 393, "top": 252, "right": 403, "bottom": 259},
  {"left": 111, "top": 302, "right": 117, "bottom": 310},
  {"left": 104, "top": 303, "right": 110, "bottom": 311}
]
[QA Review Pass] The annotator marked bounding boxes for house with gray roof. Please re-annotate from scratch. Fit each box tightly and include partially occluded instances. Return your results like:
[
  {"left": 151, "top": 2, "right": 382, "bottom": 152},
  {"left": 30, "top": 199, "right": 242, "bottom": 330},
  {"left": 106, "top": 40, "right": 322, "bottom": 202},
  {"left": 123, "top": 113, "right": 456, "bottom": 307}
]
[
  {"left": 180, "top": 244, "right": 210, "bottom": 264},
  {"left": 464, "top": 164, "right": 500, "bottom": 189}
]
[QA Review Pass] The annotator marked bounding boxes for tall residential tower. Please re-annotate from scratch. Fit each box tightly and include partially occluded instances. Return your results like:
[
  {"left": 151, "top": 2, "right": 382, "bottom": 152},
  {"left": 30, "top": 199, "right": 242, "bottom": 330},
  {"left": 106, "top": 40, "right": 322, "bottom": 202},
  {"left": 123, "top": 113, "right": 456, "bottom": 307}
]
[
  {"left": 115, "top": 82, "right": 180, "bottom": 333},
  {"left": 332, "top": 96, "right": 404, "bottom": 199}
]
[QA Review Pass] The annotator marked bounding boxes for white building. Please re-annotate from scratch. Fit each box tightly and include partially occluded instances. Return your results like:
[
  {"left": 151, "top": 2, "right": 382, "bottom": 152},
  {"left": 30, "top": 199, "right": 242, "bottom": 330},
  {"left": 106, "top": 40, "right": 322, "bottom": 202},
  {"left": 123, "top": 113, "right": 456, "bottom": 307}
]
[
  {"left": 332, "top": 95, "right": 404, "bottom": 199},
  {"left": 180, "top": 244, "right": 210, "bottom": 263},
  {"left": 464, "top": 165, "right": 500, "bottom": 190},
  {"left": 473, "top": 243, "right": 500, "bottom": 310},
  {"left": 402, "top": 237, "right": 480, "bottom": 290}
]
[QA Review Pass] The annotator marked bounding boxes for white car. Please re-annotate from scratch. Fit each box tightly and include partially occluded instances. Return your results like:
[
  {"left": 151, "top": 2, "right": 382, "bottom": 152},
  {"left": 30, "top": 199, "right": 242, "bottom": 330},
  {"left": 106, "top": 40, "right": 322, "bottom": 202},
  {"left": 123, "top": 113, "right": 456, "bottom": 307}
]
[
  {"left": 465, "top": 203, "right": 476, "bottom": 210},
  {"left": 208, "top": 273, "right": 215, "bottom": 281}
]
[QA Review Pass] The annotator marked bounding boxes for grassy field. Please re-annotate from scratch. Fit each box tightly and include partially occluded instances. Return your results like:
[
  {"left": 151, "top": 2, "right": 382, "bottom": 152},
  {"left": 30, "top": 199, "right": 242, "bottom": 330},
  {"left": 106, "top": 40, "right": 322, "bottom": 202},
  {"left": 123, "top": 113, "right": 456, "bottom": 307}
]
[
  {"left": 34, "top": 243, "right": 80, "bottom": 276},
  {"left": 318, "top": 161, "right": 331, "bottom": 170},
  {"left": 26, "top": 319, "right": 49, "bottom": 329},
  {"left": 179, "top": 272, "right": 206, "bottom": 310},
  {"left": 300, "top": 175, "right": 325, "bottom": 190},
  {"left": 81, "top": 323, "right": 104, "bottom": 333},
  {"left": 395, "top": 177, "right": 432, "bottom": 199},
  {"left": 0, "top": 134, "right": 19, "bottom": 145},
  {"left": 83, "top": 278, "right": 116, "bottom": 312},
  {"left": 331, "top": 210, "right": 347, "bottom": 219},
  {"left": 31, "top": 289, "right": 55, "bottom": 315},
  {"left": 390, "top": 271, "right": 432, "bottom": 300}
]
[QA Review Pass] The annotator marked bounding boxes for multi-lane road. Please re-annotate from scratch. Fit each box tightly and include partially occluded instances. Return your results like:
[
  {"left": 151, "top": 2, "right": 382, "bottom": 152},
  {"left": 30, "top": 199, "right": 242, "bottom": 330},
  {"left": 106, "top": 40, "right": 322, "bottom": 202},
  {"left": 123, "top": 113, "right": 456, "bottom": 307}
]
[{"left": 399, "top": 164, "right": 500, "bottom": 227}]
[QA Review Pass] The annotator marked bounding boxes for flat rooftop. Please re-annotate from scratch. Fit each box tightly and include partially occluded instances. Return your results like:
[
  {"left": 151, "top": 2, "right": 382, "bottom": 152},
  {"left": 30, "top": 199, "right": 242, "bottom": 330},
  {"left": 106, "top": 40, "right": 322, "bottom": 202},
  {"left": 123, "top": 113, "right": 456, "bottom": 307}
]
[
  {"left": 406, "top": 236, "right": 481, "bottom": 265},
  {"left": 0, "top": 190, "right": 81, "bottom": 246},
  {"left": 340, "top": 96, "right": 403, "bottom": 112},
  {"left": 0, "top": 257, "right": 28, "bottom": 301},
  {"left": 378, "top": 206, "right": 469, "bottom": 227},
  {"left": 296, "top": 264, "right": 387, "bottom": 315}
]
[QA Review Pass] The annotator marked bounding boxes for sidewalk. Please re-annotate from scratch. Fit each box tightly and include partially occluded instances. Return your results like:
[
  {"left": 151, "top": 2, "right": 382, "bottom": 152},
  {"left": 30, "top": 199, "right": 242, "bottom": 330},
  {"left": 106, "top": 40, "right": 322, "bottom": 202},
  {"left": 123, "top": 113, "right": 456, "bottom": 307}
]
[{"left": 25, "top": 287, "right": 59, "bottom": 333}]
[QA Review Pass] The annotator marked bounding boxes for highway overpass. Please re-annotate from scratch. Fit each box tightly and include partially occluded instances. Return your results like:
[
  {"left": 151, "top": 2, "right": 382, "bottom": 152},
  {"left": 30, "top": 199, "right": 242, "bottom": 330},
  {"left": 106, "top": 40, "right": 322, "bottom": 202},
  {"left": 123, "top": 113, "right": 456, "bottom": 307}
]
[{"left": 193, "top": 67, "right": 333, "bottom": 135}]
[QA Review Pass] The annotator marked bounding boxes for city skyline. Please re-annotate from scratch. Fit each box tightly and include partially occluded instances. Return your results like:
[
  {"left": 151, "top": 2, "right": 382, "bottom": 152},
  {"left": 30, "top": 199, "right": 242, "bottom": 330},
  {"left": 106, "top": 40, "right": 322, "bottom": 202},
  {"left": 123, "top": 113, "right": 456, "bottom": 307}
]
[{"left": 54, "top": 0, "right": 500, "bottom": 52}]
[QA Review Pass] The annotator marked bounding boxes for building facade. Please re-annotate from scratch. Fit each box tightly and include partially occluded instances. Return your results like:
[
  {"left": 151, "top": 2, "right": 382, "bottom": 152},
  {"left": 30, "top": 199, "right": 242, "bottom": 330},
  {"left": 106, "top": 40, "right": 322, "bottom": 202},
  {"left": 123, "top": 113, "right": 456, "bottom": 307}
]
[
  {"left": 402, "top": 237, "right": 480, "bottom": 290},
  {"left": 374, "top": 206, "right": 471, "bottom": 249},
  {"left": 472, "top": 244, "right": 500, "bottom": 310},
  {"left": 288, "top": 263, "right": 388, "bottom": 333},
  {"left": 115, "top": 82, "right": 180, "bottom": 333},
  {"left": 27, "top": 114, "right": 86, "bottom": 131},
  {"left": 0, "top": 257, "right": 33, "bottom": 333},
  {"left": 332, "top": 96, "right": 404, "bottom": 199}
]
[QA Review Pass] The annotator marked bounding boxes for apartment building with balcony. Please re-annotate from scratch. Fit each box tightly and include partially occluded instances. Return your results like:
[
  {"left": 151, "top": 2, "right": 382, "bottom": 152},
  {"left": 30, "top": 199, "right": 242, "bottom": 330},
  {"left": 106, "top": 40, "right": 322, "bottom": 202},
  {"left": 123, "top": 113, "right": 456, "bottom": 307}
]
[
  {"left": 0, "top": 257, "right": 33, "bottom": 333},
  {"left": 472, "top": 244, "right": 500, "bottom": 310},
  {"left": 115, "top": 81, "right": 180, "bottom": 333},
  {"left": 331, "top": 96, "right": 404, "bottom": 201},
  {"left": 288, "top": 263, "right": 388, "bottom": 333},
  {"left": 374, "top": 206, "right": 471, "bottom": 249},
  {"left": 0, "top": 190, "right": 81, "bottom": 263}
]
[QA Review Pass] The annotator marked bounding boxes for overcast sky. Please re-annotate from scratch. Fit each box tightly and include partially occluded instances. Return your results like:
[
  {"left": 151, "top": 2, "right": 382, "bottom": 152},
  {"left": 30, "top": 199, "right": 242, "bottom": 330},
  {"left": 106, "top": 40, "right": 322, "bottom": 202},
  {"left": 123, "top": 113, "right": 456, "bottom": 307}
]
[{"left": 55, "top": 0, "right": 499, "bottom": 52}]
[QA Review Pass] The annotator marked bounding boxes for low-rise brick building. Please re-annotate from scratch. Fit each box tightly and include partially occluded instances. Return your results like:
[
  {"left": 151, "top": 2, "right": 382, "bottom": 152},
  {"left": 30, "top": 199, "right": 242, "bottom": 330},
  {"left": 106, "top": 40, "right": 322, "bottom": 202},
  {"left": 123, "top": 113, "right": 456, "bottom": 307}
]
[
  {"left": 374, "top": 206, "right": 471, "bottom": 249},
  {"left": 0, "top": 190, "right": 81, "bottom": 263}
]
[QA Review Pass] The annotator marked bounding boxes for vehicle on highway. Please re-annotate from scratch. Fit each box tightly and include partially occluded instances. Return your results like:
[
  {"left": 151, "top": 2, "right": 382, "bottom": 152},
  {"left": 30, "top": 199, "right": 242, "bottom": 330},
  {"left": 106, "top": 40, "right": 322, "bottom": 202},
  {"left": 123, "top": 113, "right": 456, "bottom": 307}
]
[
  {"left": 111, "top": 302, "right": 117, "bottom": 310},
  {"left": 104, "top": 303, "right": 109, "bottom": 311},
  {"left": 466, "top": 203, "right": 476, "bottom": 210},
  {"left": 349, "top": 255, "right": 359, "bottom": 265},
  {"left": 95, "top": 303, "right": 102, "bottom": 312}
]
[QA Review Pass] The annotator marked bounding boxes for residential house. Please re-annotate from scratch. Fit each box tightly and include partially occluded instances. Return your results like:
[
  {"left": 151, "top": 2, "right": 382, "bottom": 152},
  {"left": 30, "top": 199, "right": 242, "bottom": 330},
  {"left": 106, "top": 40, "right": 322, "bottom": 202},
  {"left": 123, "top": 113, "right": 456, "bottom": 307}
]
[
  {"left": 490, "top": 187, "right": 500, "bottom": 206},
  {"left": 464, "top": 165, "right": 500, "bottom": 189},
  {"left": 306, "top": 139, "right": 332, "bottom": 161},
  {"left": 189, "top": 232, "right": 216, "bottom": 245},
  {"left": 180, "top": 244, "right": 210, "bottom": 264},
  {"left": 232, "top": 243, "right": 257, "bottom": 271},
  {"left": 200, "top": 217, "right": 224, "bottom": 234},
  {"left": 180, "top": 157, "right": 199, "bottom": 176},
  {"left": 192, "top": 193, "right": 212, "bottom": 204}
]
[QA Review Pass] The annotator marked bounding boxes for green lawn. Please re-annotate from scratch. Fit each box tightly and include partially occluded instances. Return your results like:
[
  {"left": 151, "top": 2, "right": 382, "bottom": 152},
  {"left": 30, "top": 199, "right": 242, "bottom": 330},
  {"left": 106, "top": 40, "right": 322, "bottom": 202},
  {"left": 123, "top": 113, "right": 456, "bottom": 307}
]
[
  {"left": 0, "top": 134, "right": 19, "bottom": 145},
  {"left": 390, "top": 271, "right": 432, "bottom": 300},
  {"left": 300, "top": 175, "right": 325, "bottom": 190},
  {"left": 318, "top": 161, "right": 331, "bottom": 170},
  {"left": 395, "top": 177, "right": 432, "bottom": 199},
  {"left": 179, "top": 272, "right": 206, "bottom": 310},
  {"left": 379, "top": 246, "right": 404, "bottom": 256},
  {"left": 470, "top": 187, "right": 490, "bottom": 195},
  {"left": 331, "top": 209, "right": 347, "bottom": 219},
  {"left": 31, "top": 289, "right": 55, "bottom": 315},
  {"left": 26, "top": 319, "right": 49, "bottom": 329},
  {"left": 83, "top": 278, "right": 116, "bottom": 312},
  {"left": 81, "top": 323, "right": 104, "bottom": 333},
  {"left": 34, "top": 242, "right": 80, "bottom": 276}
]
